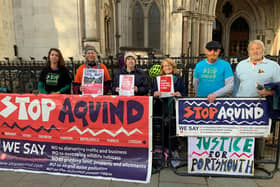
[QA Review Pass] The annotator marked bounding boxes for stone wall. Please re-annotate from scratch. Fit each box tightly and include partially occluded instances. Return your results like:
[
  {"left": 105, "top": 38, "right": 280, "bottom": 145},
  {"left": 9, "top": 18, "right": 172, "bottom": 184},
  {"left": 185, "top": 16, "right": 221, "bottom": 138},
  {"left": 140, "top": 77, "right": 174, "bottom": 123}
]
[
  {"left": 12, "top": 0, "right": 82, "bottom": 59},
  {"left": 1, "top": 0, "right": 280, "bottom": 59},
  {"left": 0, "top": 0, "right": 15, "bottom": 59}
]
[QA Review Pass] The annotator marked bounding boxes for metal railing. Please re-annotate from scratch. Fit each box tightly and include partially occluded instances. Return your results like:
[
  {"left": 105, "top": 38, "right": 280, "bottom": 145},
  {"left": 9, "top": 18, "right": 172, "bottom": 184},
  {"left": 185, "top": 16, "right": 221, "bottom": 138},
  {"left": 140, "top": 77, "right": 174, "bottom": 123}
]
[
  {"left": 2, "top": 54, "right": 278, "bottom": 94},
  {"left": 1, "top": 55, "right": 280, "bottom": 178},
  {"left": 152, "top": 98, "right": 280, "bottom": 179}
]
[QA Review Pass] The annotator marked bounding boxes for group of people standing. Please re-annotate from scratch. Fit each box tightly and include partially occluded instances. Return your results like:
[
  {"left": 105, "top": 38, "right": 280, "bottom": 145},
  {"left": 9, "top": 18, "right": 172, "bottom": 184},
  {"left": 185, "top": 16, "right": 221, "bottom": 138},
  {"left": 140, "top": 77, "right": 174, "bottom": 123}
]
[
  {"left": 194, "top": 40, "right": 280, "bottom": 165},
  {"left": 38, "top": 39, "right": 280, "bottom": 103},
  {"left": 194, "top": 40, "right": 280, "bottom": 101},
  {"left": 38, "top": 45, "right": 188, "bottom": 97},
  {"left": 38, "top": 40, "right": 280, "bottom": 167}
]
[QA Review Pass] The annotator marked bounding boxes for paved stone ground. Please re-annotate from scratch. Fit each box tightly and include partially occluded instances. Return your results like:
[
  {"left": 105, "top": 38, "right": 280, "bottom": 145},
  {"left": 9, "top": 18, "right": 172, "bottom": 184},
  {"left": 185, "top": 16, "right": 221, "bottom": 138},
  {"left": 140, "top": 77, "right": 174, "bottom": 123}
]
[{"left": 0, "top": 166, "right": 279, "bottom": 187}]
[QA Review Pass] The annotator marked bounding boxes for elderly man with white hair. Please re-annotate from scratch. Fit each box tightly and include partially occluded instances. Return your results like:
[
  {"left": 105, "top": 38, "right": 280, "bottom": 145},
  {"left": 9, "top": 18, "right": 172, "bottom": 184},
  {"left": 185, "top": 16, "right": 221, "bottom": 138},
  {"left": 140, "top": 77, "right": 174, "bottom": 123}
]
[
  {"left": 234, "top": 40, "right": 280, "bottom": 97},
  {"left": 233, "top": 39, "right": 280, "bottom": 167}
]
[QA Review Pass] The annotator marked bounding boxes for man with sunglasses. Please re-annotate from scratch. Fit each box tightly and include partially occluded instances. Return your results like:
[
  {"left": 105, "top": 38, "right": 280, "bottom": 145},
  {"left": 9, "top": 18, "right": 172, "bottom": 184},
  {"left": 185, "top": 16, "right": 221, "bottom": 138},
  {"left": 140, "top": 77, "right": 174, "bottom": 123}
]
[{"left": 193, "top": 41, "right": 234, "bottom": 102}]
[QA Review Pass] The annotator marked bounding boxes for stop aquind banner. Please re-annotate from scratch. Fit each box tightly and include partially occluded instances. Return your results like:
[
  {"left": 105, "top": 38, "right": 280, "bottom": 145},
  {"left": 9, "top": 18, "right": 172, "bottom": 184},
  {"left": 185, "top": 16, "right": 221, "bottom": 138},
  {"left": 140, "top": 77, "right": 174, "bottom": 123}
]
[
  {"left": 0, "top": 94, "right": 152, "bottom": 183},
  {"left": 176, "top": 98, "right": 271, "bottom": 137}
]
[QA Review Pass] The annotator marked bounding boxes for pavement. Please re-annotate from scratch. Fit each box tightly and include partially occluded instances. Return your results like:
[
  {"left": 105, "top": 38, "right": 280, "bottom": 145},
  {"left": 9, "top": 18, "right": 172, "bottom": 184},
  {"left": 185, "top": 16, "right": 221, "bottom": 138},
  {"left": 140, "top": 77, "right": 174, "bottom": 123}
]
[{"left": 0, "top": 166, "right": 279, "bottom": 187}]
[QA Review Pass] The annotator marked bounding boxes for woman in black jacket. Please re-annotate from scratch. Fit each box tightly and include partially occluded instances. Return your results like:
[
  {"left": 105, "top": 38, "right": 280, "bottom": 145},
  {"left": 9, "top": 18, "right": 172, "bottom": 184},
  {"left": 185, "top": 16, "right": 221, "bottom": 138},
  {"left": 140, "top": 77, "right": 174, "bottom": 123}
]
[
  {"left": 112, "top": 52, "right": 149, "bottom": 96},
  {"left": 38, "top": 48, "right": 71, "bottom": 94}
]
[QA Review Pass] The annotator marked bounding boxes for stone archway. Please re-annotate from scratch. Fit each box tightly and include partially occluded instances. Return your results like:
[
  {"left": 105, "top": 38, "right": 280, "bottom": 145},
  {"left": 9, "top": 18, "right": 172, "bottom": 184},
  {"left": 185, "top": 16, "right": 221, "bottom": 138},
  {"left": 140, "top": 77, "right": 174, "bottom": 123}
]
[{"left": 214, "top": 0, "right": 268, "bottom": 55}]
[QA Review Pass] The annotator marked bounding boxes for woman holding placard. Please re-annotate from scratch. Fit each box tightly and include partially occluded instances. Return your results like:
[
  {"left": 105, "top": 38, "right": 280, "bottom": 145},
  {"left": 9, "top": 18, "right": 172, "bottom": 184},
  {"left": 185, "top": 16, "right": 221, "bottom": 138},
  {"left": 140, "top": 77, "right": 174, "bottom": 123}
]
[
  {"left": 112, "top": 52, "right": 149, "bottom": 96},
  {"left": 151, "top": 58, "right": 187, "bottom": 168},
  {"left": 151, "top": 58, "right": 186, "bottom": 97}
]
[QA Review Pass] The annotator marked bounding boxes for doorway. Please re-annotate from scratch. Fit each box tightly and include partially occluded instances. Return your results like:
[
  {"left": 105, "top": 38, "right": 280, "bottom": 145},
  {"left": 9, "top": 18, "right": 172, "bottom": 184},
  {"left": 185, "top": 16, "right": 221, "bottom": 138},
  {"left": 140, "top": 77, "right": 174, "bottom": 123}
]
[{"left": 229, "top": 17, "right": 249, "bottom": 56}]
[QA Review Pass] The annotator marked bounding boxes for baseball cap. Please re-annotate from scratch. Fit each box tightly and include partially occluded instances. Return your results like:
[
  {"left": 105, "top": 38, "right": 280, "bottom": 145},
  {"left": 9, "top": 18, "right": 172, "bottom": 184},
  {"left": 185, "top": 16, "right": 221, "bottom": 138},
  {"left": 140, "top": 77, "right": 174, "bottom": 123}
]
[{"left": 205, "top": 41, "right": 221, "bottom": 50}]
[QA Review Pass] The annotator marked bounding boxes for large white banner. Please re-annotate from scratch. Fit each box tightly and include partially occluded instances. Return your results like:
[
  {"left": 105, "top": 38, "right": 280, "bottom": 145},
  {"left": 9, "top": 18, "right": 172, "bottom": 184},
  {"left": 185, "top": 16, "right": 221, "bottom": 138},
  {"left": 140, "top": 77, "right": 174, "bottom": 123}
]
[{"left": 188, "top": 137, "right": 255, "bottom": 176}]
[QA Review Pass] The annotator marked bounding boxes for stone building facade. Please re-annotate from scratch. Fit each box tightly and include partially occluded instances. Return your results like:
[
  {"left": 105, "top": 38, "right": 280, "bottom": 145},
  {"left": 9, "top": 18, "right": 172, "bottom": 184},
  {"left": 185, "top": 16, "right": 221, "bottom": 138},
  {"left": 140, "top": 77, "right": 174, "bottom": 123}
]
[
  {"left": 1, "top": 0, "right": 280, "bottom": 59},
  {"left": 0, "top": 0, "right": 15, "bottom": 58}
]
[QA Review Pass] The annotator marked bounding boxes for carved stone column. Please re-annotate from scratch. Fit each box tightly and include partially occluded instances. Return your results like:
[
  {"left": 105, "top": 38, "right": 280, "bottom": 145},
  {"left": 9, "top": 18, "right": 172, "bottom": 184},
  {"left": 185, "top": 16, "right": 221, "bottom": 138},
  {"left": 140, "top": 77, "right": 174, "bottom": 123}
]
[
  {"left": 207, "top": 17, "right": 215, "bottom": 42},
  {"left": 182, "top": 11, "right": 192, "bottom": 55},
  {"left": 199, "top": 18, "right": 206, "bottom": 54},
  {"left": 192, "top": 14, "right": 200, "bottom": 56},
  {"left": 144, "top": 16, "right": 149, "bottom": 48}
]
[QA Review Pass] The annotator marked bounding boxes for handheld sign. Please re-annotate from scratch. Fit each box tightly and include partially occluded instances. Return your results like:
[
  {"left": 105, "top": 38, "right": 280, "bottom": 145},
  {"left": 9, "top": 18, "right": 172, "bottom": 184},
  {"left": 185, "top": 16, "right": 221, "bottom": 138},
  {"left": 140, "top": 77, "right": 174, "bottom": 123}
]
[
  {"left": 157, "top": 75, "right": 174, "bottom": 98},
  {"left": 119, "top": 75, "right": 135, "bottom": 96},
  {"left": 82, "top": 69, "right": 104, "bottom": 96}
]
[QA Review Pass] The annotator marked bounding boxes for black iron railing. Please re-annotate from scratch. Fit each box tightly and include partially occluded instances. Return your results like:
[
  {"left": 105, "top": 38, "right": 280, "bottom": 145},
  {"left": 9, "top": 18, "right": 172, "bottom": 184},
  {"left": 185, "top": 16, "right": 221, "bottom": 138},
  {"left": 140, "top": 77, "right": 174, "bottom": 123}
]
[{"left": 0, "top": 55, "right": 279, "bottom": 94}]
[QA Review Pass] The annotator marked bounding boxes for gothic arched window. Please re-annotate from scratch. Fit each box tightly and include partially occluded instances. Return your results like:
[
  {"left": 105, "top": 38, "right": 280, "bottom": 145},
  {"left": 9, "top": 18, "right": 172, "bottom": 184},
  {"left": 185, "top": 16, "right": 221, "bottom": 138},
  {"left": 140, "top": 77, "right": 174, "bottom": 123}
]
[
  {"left": 148, "top": 2, "right": 160, "bottom": 49},
  {"left": 132, "top": 2, "right": 144, "bottom": 48}
]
